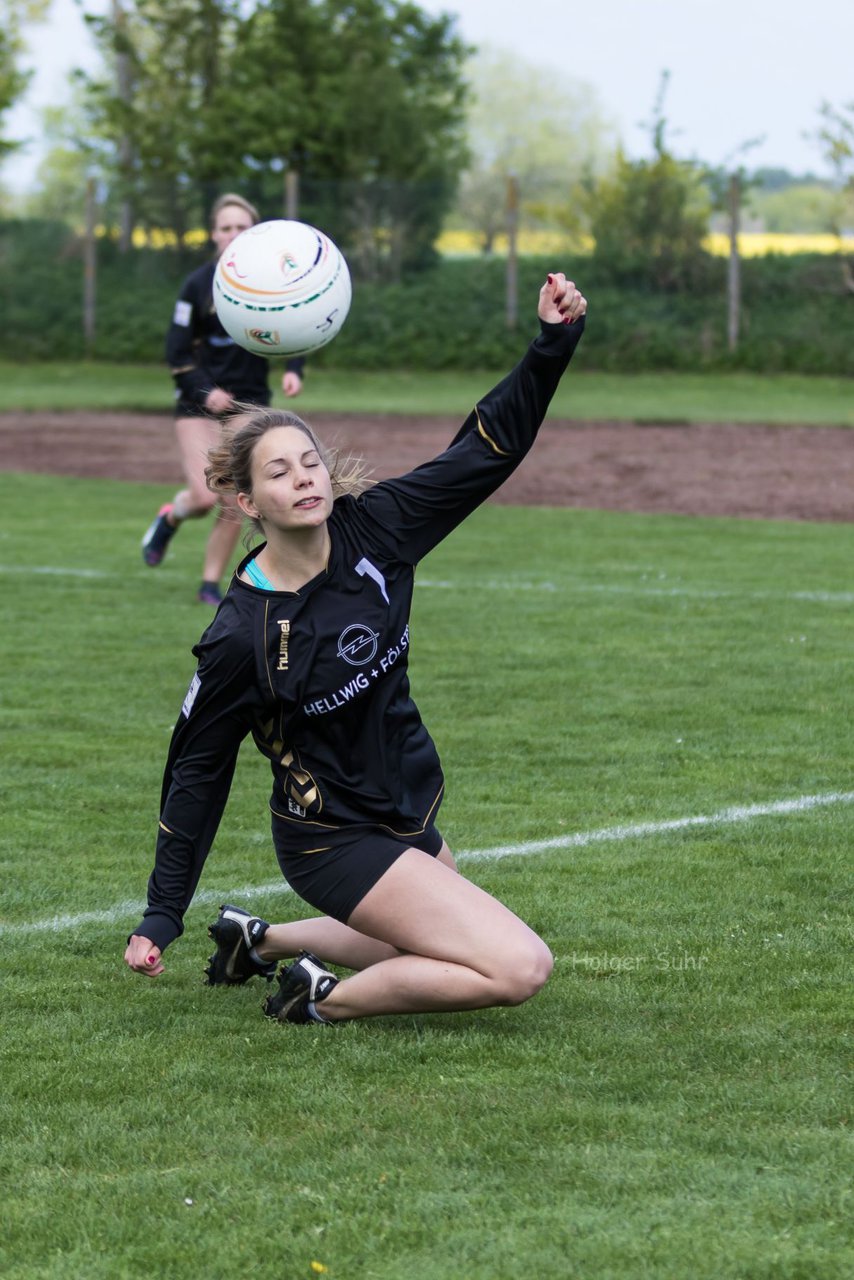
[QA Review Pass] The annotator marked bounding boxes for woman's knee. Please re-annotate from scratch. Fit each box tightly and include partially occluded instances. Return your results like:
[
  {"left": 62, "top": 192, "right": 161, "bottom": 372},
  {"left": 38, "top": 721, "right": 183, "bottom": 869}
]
[
  {"left": 184, "top": 487, "right": 218, "bottom": 515},
  {"left": 494, "top": 936, "right": 554, "bottom": 1005}
]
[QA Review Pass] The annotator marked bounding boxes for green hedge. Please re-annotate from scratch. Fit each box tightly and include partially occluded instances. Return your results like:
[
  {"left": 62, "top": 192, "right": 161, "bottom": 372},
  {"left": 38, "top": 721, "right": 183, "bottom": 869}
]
[{"left": 2, "top": 218, "right": 853, "bottom": 374}]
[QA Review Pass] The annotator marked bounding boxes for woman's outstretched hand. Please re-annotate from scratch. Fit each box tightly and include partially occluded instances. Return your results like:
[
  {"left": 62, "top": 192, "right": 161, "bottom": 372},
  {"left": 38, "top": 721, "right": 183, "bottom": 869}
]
[
  {"left": 538, "top": 273, "right": 587, "bottom": 326},
  {"left": 124, "top": 934, "right": 165, "bottom": 976}
]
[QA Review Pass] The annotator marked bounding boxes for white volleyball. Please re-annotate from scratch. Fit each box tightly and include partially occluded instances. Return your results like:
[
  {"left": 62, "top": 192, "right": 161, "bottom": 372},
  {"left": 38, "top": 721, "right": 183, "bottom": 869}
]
[{"left": 213, "top": 219, "right": 352, "bottom": 357}]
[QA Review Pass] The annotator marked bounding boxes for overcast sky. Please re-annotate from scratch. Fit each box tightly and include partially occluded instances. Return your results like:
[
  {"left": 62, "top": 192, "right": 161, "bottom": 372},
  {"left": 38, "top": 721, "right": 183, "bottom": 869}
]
[{"left": 3, "top": 0, "right": 852, "bottom": 192}]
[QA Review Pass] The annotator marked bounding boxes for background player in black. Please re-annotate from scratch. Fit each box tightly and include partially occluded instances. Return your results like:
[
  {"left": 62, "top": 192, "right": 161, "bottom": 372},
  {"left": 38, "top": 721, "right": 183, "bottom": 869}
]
[
  {"left": 141, "top": 193, "right": 306, "bottom": 605},
  {"left": 125, "top": 272, "right": 587, "bottom": 1025}
]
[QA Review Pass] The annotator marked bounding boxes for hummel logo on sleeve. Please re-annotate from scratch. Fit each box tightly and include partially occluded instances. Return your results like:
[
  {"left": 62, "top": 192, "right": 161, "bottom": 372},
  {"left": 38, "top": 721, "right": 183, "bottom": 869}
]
[{"left": 173, "top": 300, "right": 192, "bottom": 326}]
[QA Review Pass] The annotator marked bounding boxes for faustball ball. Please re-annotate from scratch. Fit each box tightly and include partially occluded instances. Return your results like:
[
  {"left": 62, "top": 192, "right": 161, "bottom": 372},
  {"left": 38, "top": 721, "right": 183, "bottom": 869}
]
[{"left": 213, "top": 219, "right": 351, "bottom": 357}]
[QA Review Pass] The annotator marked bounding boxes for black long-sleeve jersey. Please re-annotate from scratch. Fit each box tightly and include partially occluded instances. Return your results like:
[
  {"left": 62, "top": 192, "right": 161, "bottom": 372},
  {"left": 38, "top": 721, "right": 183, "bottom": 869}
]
[
  {"left": 135, "top": 316, "right": 586, "bottom": 950},
  {"left": 165, "top": 259, "right": 305, "bottom": 406}
]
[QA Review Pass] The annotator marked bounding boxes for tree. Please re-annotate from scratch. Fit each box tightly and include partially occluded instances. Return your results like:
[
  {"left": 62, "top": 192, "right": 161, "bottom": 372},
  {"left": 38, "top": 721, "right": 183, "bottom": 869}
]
[
  {"left": 80, "top": 0, "right": 245, "bottom": 250},
  {"left": 586, "top": 72, "right": 712, "bottom": 291},
  {"left": 0, "top": 1, "right": 49, "bottom": 162},
  {"left": 706, "top": 138, "right": 763, "bottom": 351},
  {"left": 110, "top": 0, "right": 135, "bottom": 251},
  {"left": 21, "top": 103, "right": 92, "bottom": 222},
  {"left": 747, "top": 179, "right": 837, "bottom": 233},
  {"left": 0, "top": 29, "right": 28, "bottom": 163},
  {"left": 453, "top": 47, "right": 615, "bottom": 254},
  {"left": 814, "top": 100, "right": 854, "bottom": 293},
  {"left": 76, "top": 0, "right": 470, "bottom": 278},
  {"left": 229, "top": 0, "right": 470, "bottom": 277}
]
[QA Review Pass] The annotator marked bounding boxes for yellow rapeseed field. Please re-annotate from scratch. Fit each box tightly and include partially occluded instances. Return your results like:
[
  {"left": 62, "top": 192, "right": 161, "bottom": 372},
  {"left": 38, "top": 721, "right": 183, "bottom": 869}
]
[
  {"left": 703, "top": 231, "right": 854, "bottom": 257},
  {"left": 128, "top": 226, "right": 209, "bottom": 249},
  {"left": 98, "top": 225, "right": 854, "bottom": 257},
  {"left": 436, "top": 228, "right": 854, "bottom": 257}
]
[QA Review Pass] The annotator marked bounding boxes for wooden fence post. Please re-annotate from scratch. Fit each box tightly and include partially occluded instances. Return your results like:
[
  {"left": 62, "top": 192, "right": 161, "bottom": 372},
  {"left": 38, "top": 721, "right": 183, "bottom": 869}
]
[
  {"left": 506, "top": 173, "right": 519, "bottom": 329},
  {"left": 83, "top": 176, "right": 98, "bottom": 356}
]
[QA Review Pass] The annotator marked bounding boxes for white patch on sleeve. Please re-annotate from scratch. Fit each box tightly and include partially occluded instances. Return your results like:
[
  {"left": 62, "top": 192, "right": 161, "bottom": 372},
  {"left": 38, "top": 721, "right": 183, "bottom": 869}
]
[
  {"left": 355, "top": 556, "right": 389, "bottom": 604},
  {"left": 173, "top": 299, "right": 193, "bottom": 327},
  {"left": 182, "top": 672, "right": 201, "bottom": 718}
]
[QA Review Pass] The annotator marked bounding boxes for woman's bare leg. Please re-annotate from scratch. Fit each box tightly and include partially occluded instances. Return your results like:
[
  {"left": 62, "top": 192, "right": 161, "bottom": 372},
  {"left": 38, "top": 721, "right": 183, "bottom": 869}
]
[
  {"left": 256, "top": 846, "right": 463, "bottom": 972},
  {"left": 201, "top": 499, "right": 243, "bottom": 584},
  {"left": 257, "top": 916, "right": 402, "bottom": 971},
  {"left": 173, "top": 416, "right": 243, "bottom": 584},
  {"left": 173, "top": 416, "right": 220, "bottom": 518},
  {"left": 311, "top": 845, "right": 553, "bottom": 1021}
]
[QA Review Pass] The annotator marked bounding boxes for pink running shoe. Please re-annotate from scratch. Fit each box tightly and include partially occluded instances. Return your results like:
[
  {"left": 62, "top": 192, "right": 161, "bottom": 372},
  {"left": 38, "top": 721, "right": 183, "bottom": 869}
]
[
  {"left": 197, "top": 581, "right": 223, "bottom": 606},
  {"left": 141, "top": 503, "right": 177, "bottom": 566}
]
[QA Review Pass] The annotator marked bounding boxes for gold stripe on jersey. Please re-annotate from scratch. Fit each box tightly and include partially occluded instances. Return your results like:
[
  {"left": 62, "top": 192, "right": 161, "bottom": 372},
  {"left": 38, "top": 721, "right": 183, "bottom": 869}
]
[
  {"left": 270, "top": 805, "right": 341, "bottom": 831},
  {"left": 475, "top": 410, "right": 511, "bottom": 456},
  {"left": 262, "top": 601, "right": 276, "bottom": 698},
  {"left": 376, "top": 782, "right": 445, "bottom": 839},
  {"left": 252, "top": 710, "right": 297, "bottom": 780},
  {"left": 282, "top": 751, "right": 319, "bottom": 810}
]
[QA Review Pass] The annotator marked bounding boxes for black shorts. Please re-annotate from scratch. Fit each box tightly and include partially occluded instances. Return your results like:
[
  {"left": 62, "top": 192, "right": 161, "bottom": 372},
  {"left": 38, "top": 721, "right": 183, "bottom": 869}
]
[
  {"left": 272, "top": 821, "right": 444, "bottom": 923},
  {"left": 173, "top": 388, "right": 271, "bottom": 419}
]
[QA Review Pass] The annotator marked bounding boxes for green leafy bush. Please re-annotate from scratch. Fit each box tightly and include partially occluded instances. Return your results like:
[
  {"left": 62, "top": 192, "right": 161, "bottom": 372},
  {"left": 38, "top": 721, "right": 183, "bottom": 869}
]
[{"left": 2, "top": 219, "right": 852, "bottom": 373}]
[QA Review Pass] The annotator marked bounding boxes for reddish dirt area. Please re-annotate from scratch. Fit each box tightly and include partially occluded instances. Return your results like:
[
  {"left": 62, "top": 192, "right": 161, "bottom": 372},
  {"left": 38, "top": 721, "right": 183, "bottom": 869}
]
[{"left": 1, "top": 410, "right": 853, "bottom": 521}]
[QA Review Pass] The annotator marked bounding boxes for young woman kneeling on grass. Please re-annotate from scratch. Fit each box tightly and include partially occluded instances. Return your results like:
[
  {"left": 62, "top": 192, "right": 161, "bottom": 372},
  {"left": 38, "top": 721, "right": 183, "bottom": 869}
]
[{"left": 124, "top": 273, "right": 587, "bottom": 1025}]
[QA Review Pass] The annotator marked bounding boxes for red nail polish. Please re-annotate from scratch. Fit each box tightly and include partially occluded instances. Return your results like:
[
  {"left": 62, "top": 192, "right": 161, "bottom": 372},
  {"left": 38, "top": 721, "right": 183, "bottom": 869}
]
[
  {"left": 146, "top": 955, "right": 156, "bottom": 965},
  {"left": 547, "top": 273, "right": 555, "bottom": 284}
]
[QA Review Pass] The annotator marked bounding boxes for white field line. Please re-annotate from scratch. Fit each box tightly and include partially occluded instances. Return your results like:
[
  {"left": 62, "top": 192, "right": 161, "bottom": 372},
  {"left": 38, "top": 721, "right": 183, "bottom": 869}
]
[
  {"left": 0, "top": 564, "right": 107, "bottom": 579},
  {"left": 1, "top": 563, "right": 852, "bottom": 605},
  {"left": 3, "top": 788, "right": 852, "bottom": 937},
  {"left": 418, "top": 578, "right": 854, "bottom": 605}
]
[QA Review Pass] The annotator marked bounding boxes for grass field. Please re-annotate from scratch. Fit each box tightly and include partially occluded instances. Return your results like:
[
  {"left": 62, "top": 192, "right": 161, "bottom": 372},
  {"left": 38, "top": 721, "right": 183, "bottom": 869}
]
[
  {"left": 1, "top": 466, "right": 851, "bottom": 1279},
  {"left": 2, "top": 360, "right": 854, "bottom": 425}
]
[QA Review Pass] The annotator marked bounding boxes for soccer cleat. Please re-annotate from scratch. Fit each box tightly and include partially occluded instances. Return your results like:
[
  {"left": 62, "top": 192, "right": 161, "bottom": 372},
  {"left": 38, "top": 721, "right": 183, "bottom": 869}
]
[
  {"left": 142, "top": 503, "right": 177, "bottom": 566},
  {"left": 263, "top": 951, "right": 340, "bottom": 1024},
  {"left": 205, "top": 903, "right": 276, "bottom": 985},
  {"left": 197, "top": 581, "right": 223, "bottom": 606}
]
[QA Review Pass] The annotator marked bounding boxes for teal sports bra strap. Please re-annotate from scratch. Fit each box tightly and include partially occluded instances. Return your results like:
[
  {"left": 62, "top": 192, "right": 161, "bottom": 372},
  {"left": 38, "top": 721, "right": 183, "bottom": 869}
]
[{"left": 244, "top": 557, "right": 275, "bottom": 591}]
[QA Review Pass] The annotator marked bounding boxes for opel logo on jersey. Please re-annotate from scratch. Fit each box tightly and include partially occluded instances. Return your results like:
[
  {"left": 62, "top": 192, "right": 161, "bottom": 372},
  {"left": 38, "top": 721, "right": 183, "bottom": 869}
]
[{"left": 337, "top": 623, "right": 380, "bottom": 666}]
